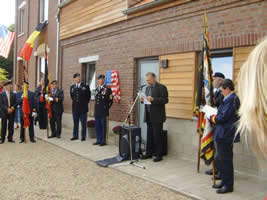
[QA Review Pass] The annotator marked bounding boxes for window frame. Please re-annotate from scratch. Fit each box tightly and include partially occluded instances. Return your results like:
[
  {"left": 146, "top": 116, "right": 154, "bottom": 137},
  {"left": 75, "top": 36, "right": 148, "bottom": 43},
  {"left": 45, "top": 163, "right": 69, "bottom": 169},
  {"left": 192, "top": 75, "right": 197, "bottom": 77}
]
[
  {"left": 18, "top": 1, "right": 26, "bottom": 35},
  {"left": 40, "top": 0, "right": 49, "bottom": 23},
  {"left": 82, "top": 62, "right": 96, "bottom": 99}
]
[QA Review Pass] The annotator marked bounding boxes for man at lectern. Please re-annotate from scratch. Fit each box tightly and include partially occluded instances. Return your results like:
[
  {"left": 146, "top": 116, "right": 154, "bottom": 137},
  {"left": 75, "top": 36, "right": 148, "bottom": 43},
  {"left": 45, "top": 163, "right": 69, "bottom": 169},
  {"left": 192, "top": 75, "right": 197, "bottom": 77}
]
[{"left": 140, "top": 72, "right": 168, "bottom": 162}]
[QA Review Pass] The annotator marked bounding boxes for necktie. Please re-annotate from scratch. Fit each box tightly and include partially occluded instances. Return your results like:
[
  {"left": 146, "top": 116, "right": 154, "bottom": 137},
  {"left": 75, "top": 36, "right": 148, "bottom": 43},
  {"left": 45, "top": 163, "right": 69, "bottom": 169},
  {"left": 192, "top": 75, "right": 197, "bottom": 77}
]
[
  {"left": 147, "top": 86, "right": 153, "bottom": 112},
  {"left": 7, "top": 92, "right": 10, "bottom": 108}
]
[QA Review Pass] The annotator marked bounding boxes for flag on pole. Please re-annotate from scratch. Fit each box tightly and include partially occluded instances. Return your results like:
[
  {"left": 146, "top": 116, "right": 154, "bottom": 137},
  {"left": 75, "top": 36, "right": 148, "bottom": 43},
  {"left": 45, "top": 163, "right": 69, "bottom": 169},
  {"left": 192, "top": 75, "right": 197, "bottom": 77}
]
[
  {"left": 44, "top": 48, "right": 52, "bottom": 119},
  {"left": 22, "top": 66, "right": 30, "bottom": 128},
  {"left": 195, "top": 13, "right": 215, "bottom": 165},
  {"left": 0, "top": 24, "right": 15, "bottom": 59},
  {"left": 105, "top": 70, "right": 120, "bottom": 102},
  {"left": 19, "top": 21, "right": 47, "bottom": 61}
]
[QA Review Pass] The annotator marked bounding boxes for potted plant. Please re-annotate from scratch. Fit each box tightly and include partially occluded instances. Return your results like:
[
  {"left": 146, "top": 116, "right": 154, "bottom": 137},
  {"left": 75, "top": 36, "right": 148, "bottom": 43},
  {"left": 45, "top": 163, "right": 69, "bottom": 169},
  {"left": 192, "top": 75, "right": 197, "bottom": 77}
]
[
  {"left": 112, "top": 125, "right": 121, "bottom": 135},
  {"left": 87, "top": 120, "right": 96, "bottom": 138}
]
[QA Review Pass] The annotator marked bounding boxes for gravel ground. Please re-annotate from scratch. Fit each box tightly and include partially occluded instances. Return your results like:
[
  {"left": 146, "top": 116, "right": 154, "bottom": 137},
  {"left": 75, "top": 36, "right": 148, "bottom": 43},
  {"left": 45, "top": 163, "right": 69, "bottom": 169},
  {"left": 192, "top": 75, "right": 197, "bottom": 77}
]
[{"left": 0, "top": 137, "right": 191, "bottom": 200}]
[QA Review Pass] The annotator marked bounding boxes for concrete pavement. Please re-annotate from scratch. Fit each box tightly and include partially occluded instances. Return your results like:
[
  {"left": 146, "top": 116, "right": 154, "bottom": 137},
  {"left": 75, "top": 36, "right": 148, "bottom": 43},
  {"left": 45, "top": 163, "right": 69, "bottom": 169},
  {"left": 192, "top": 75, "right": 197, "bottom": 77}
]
[{"left": 34, "top": 126, "right": 267, "bottom": 200}]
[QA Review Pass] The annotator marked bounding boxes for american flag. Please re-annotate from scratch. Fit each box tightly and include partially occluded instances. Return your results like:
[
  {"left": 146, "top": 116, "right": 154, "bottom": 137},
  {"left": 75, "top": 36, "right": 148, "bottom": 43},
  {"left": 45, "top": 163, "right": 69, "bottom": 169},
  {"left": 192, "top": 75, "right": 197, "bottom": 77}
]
[
  {"left": 0, "top": 25, "right": 15, "bottom": 59},
  {"left": 105, "top": 70, "right": 120, "bottom": 102}
]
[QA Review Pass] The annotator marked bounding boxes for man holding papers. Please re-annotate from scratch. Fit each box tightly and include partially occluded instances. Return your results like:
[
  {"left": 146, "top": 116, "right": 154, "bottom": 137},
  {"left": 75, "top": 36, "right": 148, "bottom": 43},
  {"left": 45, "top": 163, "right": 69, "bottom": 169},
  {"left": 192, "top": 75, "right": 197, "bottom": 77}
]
[{"left": 140, "top": 72, "right": 168, "bottom": 162}]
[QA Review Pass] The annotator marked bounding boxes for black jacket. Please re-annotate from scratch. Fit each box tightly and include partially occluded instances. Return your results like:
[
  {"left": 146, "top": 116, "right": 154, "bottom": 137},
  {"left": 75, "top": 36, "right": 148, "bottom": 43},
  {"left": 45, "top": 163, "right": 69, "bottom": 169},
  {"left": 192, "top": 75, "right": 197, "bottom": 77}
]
[
  {"left": 213, "top": 93, "right": 240, "bottom": 143},
  {"left": 50, "top": 88, "right": 64, "bottom": 115},
  {"left": 16, "top": 90, "right": 36, "bottom": 116},
  {"left": 144, "top": 82, "right": 168, "bottom": 123},
  {"left": 70, "top": 82, "right": 91, "bottom": 113},
  {"left": 0, "top": 91, "right": 17, "bottom": 119},
  {"left": 94, "top": 85, "right": 113, "bottom": 117},
  {"left": 34, "top": 86, "right": 45, "bottom": 112}
]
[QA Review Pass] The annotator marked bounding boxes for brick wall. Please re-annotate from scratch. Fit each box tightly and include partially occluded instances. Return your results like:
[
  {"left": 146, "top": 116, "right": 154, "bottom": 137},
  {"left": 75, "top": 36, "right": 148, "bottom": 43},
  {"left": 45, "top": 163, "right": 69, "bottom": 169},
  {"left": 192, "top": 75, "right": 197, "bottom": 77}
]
[
  {"left": 15, "top": 0, "right": 58, "bottom": 91},
  {"left": 60, "top": 0, "right": 267, "bottom": 122}
]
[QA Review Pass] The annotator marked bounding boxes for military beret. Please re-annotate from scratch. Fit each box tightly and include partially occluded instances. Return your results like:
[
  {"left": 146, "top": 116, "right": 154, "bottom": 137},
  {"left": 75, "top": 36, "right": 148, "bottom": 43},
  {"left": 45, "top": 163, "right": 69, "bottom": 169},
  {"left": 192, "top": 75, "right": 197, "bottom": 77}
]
[
  {"left": 51, "top": 80, "right": 57, "bottom": 84},
  {"left": 3, "top": 80, "right": 12, "bottom": 86},
  {"left": 97, "top": 74, "right": 105, "bottom": 79},
  {"left": 73, "top": 73, "right": 80, "bottom": 78},
  {"left": 213, "top": 72, "right": 225, "bottom": 79}
]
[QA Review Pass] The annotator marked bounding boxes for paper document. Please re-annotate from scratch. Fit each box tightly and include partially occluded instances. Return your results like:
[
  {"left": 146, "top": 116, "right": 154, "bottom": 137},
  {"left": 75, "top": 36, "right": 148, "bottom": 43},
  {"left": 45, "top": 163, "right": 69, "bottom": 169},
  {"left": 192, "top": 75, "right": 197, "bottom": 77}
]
[
  {"left": 202, "top": 105, "right": 217, "bottom": 118},
  {"left": 139, "top": 92, "right": 151, "bottom": 105}
]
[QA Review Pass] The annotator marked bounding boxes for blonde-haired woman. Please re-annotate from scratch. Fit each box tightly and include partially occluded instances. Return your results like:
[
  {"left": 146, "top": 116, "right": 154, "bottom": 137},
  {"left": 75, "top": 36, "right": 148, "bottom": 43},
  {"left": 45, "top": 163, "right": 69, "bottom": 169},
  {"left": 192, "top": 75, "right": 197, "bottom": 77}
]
[{"left": 237, "top": 37, "right": 267, "bottom": 161}]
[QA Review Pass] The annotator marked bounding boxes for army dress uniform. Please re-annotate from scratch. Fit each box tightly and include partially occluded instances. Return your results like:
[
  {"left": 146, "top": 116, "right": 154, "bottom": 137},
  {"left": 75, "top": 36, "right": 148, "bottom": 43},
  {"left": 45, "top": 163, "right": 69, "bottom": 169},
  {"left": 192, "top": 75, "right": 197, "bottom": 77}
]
[
  {"left": 70, "top": 74, "right": 91, "bottom": 141},
  {"left": 94, "top": 84, "right": 113, "bottom": 146}
]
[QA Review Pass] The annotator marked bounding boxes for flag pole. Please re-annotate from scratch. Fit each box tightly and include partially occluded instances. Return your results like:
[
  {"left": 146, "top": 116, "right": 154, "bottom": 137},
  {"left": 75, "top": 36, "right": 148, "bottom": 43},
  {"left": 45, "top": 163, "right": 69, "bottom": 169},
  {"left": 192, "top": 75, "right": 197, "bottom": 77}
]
[
  {"left": 197, "top": 112, "right": 203, "bottom": 173},
  {"left": 23, "top": 56, "right": 27, "bottom": 143},
  {"left": 45, "top": 44, "right": 50, "bottom": 139}
]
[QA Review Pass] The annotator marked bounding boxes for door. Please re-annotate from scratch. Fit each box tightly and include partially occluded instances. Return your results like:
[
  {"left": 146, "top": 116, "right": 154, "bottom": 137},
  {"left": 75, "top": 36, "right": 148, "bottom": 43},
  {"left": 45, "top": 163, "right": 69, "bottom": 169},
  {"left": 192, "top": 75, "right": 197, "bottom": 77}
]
[{"left": 137, "top": 58, "right": 159, "bottom": 148}]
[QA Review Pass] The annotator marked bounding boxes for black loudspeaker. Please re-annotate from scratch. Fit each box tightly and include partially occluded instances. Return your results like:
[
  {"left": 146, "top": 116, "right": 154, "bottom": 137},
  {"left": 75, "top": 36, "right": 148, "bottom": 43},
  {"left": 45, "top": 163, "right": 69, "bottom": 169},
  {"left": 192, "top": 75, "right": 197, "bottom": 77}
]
[
  {"left": 162, "top": 130, "right": 168, "bottom": 156},
  {"left": 119, "top": 125, "right": 141, "bottom": 160}
]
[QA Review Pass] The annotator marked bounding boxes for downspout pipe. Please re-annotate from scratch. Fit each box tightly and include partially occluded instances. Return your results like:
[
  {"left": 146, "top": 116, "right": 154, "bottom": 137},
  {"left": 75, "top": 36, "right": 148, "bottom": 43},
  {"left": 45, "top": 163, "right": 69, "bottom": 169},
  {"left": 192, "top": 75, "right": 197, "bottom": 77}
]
[
  {"left": 123, "top": 0, "right": 175, "bottom": 15},
  {"left": 56, "top": 0, "right": 60, "bottom": 81}
]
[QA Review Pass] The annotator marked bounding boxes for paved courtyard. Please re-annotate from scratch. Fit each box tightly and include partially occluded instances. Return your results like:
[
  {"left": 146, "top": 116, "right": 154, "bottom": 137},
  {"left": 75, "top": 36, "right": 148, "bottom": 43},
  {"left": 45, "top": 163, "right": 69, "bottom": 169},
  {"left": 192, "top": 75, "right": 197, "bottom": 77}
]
[{"left": 0, "top": 134, "right": 191, "bottom": 200}]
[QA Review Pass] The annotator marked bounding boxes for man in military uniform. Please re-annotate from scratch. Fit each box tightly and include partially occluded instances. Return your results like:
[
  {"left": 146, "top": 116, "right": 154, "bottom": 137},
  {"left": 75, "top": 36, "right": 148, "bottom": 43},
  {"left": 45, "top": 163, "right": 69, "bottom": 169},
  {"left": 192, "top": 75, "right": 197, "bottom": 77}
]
[
  {"left": 93, "top": 74, "right": 113, "bottom": 146},
  {"left": 70, "top": 73, "right": 91, "bottom": 141},
  {"left": 48, "top": 80, "right": 64, "bottom": 139}
]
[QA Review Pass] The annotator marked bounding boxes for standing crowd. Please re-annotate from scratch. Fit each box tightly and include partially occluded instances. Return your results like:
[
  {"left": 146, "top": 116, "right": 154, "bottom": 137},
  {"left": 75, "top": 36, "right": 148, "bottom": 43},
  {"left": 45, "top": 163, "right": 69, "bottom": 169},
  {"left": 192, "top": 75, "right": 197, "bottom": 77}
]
[{"left": 1, "top": 36, "right": 266, "bottom": 195}]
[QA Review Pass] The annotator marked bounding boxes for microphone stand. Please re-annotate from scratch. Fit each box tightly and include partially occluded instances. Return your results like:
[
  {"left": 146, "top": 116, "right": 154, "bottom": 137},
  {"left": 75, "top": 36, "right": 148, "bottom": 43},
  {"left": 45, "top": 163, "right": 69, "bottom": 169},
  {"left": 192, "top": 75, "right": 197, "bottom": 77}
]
[{"left": 114, "top": 88, "right": 146, "bottom": 169}]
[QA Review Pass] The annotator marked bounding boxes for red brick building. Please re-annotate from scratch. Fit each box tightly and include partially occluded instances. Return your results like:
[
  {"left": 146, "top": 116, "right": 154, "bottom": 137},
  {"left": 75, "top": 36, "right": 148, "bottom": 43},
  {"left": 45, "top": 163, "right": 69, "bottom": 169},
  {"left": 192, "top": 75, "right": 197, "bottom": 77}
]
[
  {"left": 15, "top": 0, "right": 267, "bottom": 176},
  {"left": 14, "top": 0, "right": 59, "bottom": 91}
]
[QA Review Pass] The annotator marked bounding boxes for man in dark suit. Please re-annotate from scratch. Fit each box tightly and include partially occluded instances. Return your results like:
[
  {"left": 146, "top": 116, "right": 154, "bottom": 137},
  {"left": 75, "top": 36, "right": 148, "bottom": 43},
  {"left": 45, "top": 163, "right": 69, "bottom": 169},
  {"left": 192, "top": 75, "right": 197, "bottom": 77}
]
[
  {"left": 70, "top": 73, "right": 91, "bottom": 141},
  {"left": 206, "top": 72, "right": 225, "bottom": 178},
  {"left": 93, "top": 74, "right": 113, "bottom": 146},
  {"left": 16, "top": 83, "right": 37, "bottom": 143},
  {"left": 140, "top": 72, "right": 168, "bottom": 162},
  {"left": 48, "top": 80, "right": 64, "bottom": 139},
  {"left": 0, "top": 81, "right": 17, "bottom": 144},
  {"left": 209, "top": 79, "right": 240, "bottom": 194}
]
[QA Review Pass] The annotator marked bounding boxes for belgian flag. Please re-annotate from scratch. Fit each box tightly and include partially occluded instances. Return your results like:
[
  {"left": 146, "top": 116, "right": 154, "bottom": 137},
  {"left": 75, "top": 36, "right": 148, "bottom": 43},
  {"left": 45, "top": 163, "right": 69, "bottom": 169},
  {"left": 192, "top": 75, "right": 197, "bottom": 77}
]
[
  {"left": 22, "top": 66, "right": 30, "bottom": 128},
  {"left": 19, "top": 21, "right": 47, "bottom": 61}
]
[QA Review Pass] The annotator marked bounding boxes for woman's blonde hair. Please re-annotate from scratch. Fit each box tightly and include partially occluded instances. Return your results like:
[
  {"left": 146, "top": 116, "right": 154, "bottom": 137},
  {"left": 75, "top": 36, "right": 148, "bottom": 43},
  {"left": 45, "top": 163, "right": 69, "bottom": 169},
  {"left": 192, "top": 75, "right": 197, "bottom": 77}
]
[{"left": 237, "top": 37, "right": 267, "bottom": 162}]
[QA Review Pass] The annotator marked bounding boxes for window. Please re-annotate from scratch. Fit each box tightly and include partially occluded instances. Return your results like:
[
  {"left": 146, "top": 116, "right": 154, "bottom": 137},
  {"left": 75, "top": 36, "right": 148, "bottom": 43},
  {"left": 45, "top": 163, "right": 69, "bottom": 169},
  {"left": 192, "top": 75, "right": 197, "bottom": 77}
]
[
  {"left": 40, "top": 0, "right": 49, "bottom": 22},
  {"left": 83, "top": 63, "right": 96, "bottom": 98},
  {"left": 37, "top": 57, "right": 46, "bottom": 86},
  {"left": 18, "top": 1, "right": 26, "bottom": 34},
  {"left": 211, "top": 49, "right": 233, "bottom": 80}
]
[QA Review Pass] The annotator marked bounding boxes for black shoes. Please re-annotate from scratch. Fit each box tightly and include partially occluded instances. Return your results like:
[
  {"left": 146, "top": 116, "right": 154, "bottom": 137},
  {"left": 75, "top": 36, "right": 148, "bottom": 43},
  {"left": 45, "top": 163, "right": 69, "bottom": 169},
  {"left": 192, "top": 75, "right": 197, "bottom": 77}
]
[
  {"left": 56, "top": 135, "right": 61, "bottom": 138},
  {"left": 216, "top": 186, "right": 233, "bottom": 194},
  {"left": 81, "top": 138, "right": 86, "bottom": 141},
  {"left": 8, "top": 140, "right": 15, "bottom": 143},
  {"left": 153, "top": 157, "right": 162, "bottom": 162},
  {"left": 0, "top": 140, "right": 4, "bottom": 144},
  {"left": 93, "top": 142, "right": 100, "bottom": 145},
  {"left": 99, "top": 143, "right": 106, "bottom": 146},
  {"left": 48, "top": 135, "right": 56, "bottom": 139},
  {"left": 70, "top": 137, "right": 78, "bottom": 141},
  {"left": 31, "top": 139, "right": 36, "bottom": 143},
  {"left": 19, "top": 140, "right": 24, "bottom": 143}
]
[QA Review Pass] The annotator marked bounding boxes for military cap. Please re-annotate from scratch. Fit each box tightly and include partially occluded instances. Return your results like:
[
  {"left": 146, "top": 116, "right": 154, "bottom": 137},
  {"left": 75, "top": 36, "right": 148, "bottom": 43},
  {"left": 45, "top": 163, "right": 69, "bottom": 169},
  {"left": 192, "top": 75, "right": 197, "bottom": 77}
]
[
  {"left": 213, "top": 72, "right": 225, "bottom": 79},
  {"left": 97, "top": 74, "right": 105, "bottom": 79},
  {"left": 73, "top": 73, "right": 80, "bottom": 78},
  {"left": 51, "top": 80, "right": 57, "bottom": 84}
]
